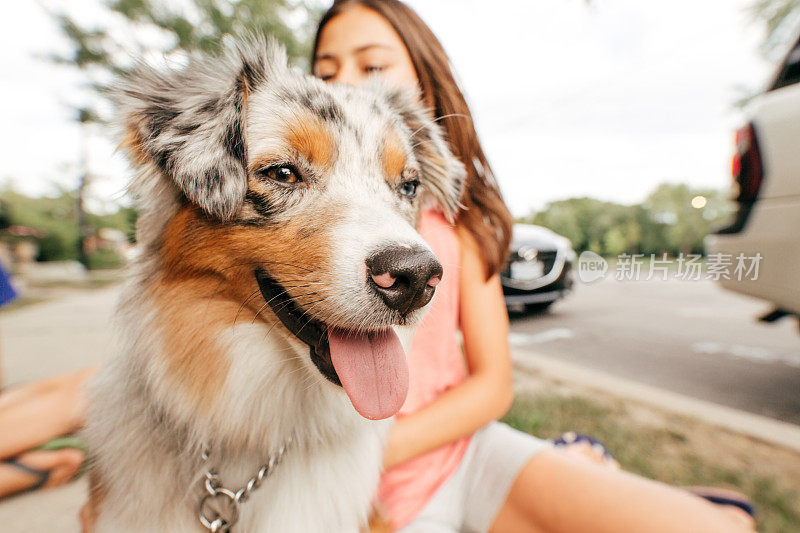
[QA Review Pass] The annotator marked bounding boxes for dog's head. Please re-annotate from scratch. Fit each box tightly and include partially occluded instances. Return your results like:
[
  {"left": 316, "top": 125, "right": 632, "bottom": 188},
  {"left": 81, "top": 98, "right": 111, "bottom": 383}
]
[{"left": 117, "top": 38, "right": 465, "bottom": 420}]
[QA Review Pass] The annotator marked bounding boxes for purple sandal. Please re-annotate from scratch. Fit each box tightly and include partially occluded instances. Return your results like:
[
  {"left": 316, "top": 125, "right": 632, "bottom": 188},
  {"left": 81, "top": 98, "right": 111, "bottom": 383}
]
[
  {"left": 688, "top": 487, "right": 756, "bottom": 518},
  {"left": 552, "top": 431, "right": 615, "bottom": 461}
]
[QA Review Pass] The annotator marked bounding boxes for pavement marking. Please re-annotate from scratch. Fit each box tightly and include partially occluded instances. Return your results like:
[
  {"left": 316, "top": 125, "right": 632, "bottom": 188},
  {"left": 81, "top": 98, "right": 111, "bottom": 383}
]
[
  {"left": 677, "top": 306, "right": 754, "bottom": 319},
  {"left": 508, "top": 328, "right": 576, "bottom": 346},
  {"left": 690, "top": 341, "right": 800, "bottom": 368},
  {"left": 512, "top": 347, "right": 800, "bottom": 453}
]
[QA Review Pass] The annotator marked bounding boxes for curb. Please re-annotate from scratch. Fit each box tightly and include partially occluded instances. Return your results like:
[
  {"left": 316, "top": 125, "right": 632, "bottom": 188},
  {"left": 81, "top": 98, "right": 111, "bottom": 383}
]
[{"left": 511, "top": 347, "right": 800, "bottom": 454}]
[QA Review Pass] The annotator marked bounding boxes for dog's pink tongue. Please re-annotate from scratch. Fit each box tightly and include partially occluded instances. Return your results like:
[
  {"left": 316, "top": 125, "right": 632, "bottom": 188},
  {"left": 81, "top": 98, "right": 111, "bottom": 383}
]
[{"left": 328, "top": 328, "right": 409, "bottom": 420}]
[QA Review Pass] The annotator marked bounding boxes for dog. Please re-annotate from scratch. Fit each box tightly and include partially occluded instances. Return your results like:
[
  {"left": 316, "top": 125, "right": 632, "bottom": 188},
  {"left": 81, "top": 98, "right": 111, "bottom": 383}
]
[{"left": 83, "top": 37, "right": 465, "bottom": 532}]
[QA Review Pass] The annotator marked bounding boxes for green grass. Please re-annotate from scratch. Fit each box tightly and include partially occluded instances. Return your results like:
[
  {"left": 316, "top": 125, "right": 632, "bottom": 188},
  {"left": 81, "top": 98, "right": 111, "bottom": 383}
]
[{"left": 502, "top": 392, "right": 800, "bottom": 533}]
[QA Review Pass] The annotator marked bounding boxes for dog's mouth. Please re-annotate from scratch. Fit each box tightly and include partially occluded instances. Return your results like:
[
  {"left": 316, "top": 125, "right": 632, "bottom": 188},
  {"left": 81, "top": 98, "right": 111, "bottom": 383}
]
[{"left": 254, "top": 270, "right": 409, "bottom": 420}]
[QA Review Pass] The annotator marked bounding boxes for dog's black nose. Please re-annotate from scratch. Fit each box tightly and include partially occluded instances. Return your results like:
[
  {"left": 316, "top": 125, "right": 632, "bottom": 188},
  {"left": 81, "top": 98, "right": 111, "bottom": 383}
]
[{"left": 366, "top": 247, "right": 443, "bottom": 315}]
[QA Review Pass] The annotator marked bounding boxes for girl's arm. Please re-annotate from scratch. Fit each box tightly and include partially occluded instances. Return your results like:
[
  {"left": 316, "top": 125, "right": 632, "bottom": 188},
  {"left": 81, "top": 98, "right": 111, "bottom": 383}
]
[{"left": 383, "top": 226, "right": 514, "bottom": 469}]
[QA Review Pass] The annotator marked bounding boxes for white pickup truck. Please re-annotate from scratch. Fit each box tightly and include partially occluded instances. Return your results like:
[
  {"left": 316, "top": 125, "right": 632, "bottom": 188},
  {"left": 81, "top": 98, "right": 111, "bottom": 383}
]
[{"left": 706, "top": 32, "right": 800, "bottom": 323}]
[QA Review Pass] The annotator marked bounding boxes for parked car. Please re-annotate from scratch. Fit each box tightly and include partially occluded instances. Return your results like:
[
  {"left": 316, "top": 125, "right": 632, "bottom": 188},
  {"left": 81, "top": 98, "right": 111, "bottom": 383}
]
[
  {"left": 706, "top": 31, "right": 800, "bottom": 322},
  {"left": 501, "top": 224, "right": 575, "bottom": 312}
]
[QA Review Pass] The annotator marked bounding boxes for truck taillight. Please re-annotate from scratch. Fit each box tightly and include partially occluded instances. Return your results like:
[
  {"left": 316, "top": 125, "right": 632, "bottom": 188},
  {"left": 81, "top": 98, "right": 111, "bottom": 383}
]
[{"left": 731, "top": 123, "right": 764, "bottom": 203}]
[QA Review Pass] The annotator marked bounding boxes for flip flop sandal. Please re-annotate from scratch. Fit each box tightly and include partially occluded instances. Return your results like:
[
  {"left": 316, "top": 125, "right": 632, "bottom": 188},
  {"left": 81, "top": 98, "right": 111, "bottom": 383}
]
[
  {"left": 687, "top": 487, "right": 756, "bottom": 518},
  {"left": 35, "top": 435, "right": 88, "bottom": 454},
  {"left": 552, "top": 431, "right": 615, "bottom": 461},
  {"left": 1, "top": 458, "right": 51, "bottom": 494},
  {"left": 34, "top": 435, "right": 89, "bottom": 478},
  {"left": 1, "top": 434, "right": 89, "bottom": 498}
]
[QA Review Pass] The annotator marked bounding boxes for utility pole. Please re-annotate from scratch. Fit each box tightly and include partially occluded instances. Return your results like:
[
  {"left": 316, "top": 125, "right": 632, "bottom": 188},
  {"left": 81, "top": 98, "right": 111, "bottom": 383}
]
[{"left": 76, "top": 109, "right": 92, "bottom": 268}]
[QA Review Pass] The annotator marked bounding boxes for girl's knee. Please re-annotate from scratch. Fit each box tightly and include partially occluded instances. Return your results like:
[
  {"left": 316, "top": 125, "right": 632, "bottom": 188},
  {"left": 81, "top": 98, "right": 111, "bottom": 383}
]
[{"left": 60, "top": 367, "right": 96, "bottom": 399}]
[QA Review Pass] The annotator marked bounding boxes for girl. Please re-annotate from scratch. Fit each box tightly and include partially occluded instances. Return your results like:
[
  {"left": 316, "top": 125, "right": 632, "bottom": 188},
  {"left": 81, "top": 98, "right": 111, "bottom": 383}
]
[{"left": 312, "top": 2, "right": 755, "bottom": 532}]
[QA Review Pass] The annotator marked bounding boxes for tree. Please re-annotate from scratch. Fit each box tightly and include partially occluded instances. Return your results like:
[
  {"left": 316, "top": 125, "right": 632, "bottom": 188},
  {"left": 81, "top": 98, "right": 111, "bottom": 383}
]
[
  {"left": 1, "top": 187, "right": 80, "bottom": 262},
  {"left": 750, "top": 0, "right": 800, "bottom": 59},
  {"left": 1, "top": 186, "right": 139, "bottom": 263},
  {"left": 49, "top": 0, "right": 324, "bottom": 124},
  {"left": 525, "top": 183, "right": 733, "bottom": 257},
  {"left": 529, "top": 197, "right": 646, "bottom": 256},
  {"left": 643, "top": 183, "right": 732, "bottom": 255}
]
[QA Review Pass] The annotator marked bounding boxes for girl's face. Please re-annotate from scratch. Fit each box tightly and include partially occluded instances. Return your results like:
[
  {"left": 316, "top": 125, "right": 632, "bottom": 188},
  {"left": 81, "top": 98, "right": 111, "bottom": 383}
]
[{"left": 314, "top": 5, "right": 419, "bottom": 89}]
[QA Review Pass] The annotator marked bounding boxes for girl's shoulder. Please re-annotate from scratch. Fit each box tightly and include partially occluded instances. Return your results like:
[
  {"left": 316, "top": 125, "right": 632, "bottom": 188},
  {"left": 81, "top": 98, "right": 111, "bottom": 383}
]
[
  {"left": 419, "top": 209, "right": 451, "bottom": 230},
  {"left": 418, "top": 210, "right": 459, "bottom": 259}
]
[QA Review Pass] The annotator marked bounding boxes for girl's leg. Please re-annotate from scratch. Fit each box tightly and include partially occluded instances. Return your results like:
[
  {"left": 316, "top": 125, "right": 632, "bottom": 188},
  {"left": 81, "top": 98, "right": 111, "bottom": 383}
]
[
  {"left": 490, "top": 448, "right": 754, "bottom": 533},
  {"left": 0, "top": 366, "right": 97, "bottom": 459}
]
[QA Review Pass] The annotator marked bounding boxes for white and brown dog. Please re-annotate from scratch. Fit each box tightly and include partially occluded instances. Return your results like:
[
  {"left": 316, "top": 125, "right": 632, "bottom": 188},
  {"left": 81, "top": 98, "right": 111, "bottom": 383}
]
[{"left": 84, "top": 38, "right": 464, "bottom": 532}]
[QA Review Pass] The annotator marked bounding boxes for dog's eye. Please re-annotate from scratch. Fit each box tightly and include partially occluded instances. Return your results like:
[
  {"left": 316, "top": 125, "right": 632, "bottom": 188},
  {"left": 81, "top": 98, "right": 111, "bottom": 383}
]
[
  {"left": 399, "top": 179, "right": 420, "bottom": 199},
  {"left": 259, "top": 165, "right": 301, "bottom": 184}
]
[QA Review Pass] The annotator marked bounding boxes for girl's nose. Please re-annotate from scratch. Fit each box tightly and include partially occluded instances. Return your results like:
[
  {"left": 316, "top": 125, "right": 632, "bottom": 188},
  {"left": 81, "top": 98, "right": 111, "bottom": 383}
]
[{"left": 331, "top": 63, "right": 364, "bottom": 87}]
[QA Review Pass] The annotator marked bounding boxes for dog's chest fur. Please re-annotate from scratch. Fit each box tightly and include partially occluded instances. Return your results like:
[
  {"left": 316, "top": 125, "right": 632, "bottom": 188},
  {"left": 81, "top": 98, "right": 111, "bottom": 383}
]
[{"left": 88, "top": 286, "right": 389, "bottom": 532}]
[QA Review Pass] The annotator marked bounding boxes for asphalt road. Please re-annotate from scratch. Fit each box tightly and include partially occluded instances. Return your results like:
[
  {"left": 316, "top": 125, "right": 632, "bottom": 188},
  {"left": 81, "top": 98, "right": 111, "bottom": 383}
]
[{"left": 509, "top": 277, "right": 800, "bottom": 425}]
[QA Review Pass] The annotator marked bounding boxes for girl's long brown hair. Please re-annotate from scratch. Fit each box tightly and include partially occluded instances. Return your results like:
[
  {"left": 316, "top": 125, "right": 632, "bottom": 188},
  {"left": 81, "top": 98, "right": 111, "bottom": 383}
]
[{"left": 313, "top": 0, "right": 513, "bottom": 279}]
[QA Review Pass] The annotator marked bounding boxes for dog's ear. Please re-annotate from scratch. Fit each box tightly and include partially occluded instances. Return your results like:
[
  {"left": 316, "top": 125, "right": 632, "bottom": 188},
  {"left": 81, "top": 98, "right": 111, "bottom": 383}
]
[
  {"left": 116, "top": 39, "right": 286, "bottom": 220},
  {"left": 385, "top": 89, "right": 466, "bottom": 220}
]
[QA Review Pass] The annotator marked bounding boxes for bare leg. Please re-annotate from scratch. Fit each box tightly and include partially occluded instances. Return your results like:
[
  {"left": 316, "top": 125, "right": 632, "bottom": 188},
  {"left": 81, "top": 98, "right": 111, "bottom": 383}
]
[
  {"left": 490, "top": 449, "right": 755, "bottom": 533},
  {"left": 0, "top": 366, "right": 98, "bottom": 460}
]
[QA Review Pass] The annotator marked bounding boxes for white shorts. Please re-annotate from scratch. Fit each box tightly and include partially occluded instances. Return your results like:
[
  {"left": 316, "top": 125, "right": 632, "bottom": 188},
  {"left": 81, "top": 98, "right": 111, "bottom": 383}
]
[{"left": 397, "top": 422, "right": 550, "bottom": 533}]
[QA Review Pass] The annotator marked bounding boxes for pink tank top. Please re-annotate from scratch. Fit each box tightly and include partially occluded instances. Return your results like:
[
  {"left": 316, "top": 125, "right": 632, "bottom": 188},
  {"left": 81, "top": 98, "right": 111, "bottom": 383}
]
[{"left": 376, "top": 210, "right": 471, "bottom": 529}]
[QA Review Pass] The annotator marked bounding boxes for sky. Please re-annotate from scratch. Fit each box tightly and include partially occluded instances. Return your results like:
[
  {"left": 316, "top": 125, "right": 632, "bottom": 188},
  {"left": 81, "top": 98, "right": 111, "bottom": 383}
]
[{"left": 0, "top": 0, "right": 777, "bottom": 216}]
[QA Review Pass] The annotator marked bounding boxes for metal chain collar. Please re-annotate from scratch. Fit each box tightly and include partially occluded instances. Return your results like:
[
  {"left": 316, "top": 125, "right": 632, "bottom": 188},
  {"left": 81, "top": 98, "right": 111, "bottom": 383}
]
[{"left": 197, "top": 438, "right": 292, "bottom": 532}]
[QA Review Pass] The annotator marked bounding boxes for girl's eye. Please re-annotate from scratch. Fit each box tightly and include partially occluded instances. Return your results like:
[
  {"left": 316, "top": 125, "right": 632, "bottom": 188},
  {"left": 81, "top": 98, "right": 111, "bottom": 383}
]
[
  {"left": 399, "top": 179, "right": 419, "bottom": 198},
  {"left": 259, "top": 165, "right": 301, "bottom": 184},
  {"left": 365, "top": 65, "right": 385, "bottom": 74}
]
